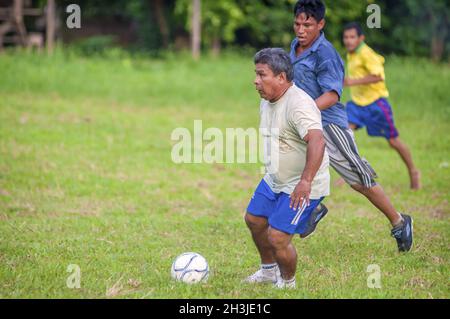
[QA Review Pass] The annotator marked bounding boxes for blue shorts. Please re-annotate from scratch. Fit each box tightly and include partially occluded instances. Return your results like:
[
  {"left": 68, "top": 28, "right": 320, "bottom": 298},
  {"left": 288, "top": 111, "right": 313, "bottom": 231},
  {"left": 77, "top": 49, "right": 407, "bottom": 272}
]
[
  {"left": 246, "top": 179, "right": 324, "bottom": 235},
  {"left": 346, "top": 98, "right": 399, "bottom": 139}
]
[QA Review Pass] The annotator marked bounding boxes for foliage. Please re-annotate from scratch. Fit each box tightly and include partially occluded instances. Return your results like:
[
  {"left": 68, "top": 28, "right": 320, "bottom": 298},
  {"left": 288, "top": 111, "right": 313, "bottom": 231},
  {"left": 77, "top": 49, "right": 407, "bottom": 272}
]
[
  {"left": 50, "top": 1, "right": 450, "bottom": 59},
  {"left": 175, "top": 0, "right": 245, "bottom": 47}
]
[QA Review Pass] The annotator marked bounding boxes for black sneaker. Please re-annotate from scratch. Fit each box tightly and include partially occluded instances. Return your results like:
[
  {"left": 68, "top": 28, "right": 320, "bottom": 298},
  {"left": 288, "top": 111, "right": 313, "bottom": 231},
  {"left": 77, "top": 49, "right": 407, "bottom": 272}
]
[
  {"left": 300, "top": 204, "right": 328, "bottom": 238},
  {"left": 391, "top": 214, "right": 414, "bottom": 252}
]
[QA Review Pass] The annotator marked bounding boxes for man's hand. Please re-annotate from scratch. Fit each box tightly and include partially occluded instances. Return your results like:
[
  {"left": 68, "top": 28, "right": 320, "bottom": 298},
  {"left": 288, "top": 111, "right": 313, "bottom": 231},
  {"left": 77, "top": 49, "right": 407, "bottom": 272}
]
[
  {"left": 289, "top": 129, "right": 325, "bottom": 211},
  {"left": 290, "top": 179, "right": 311, "bottom": 211},
  {"left": 344, "top": 77, "right": 354, "bottom": 87}
]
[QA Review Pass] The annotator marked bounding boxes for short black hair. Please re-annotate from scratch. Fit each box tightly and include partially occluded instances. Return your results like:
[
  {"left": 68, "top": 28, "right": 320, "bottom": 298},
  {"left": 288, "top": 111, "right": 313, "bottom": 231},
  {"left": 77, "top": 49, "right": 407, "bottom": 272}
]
[
  {"left": 343, "top": 22, "right": 364, "bottom": 36},
  {"left": 293, "top": 0, "right": 326, "bottom": 22},
  {"left": 254, "top": 48, "right": 294, "bottom": 82}
]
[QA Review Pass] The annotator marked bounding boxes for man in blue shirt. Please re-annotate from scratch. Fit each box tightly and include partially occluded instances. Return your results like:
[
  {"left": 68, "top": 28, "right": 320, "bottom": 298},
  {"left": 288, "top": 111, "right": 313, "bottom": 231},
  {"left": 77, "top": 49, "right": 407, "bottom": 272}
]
[{"left": 288, "top": 0, "right": 413, "bottom": 252}]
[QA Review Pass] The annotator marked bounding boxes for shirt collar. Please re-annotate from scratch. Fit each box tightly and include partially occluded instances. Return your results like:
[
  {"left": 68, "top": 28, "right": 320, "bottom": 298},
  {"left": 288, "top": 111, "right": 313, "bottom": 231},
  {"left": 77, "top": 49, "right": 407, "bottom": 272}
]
[
  {"left": 348, "top": 41, "right": 365, "bottom": 57},
  {"left": 309, "top": 31, "right": 325, "bottom": 52},
  {"left": 291, "top": 31, "right": 325, "bottom": 59},
  {"left": 355, "top": 41, "right": 365, "bottom": 53},
  {"left": 268, "top": 83, "right": 294, "bottom": 105}
]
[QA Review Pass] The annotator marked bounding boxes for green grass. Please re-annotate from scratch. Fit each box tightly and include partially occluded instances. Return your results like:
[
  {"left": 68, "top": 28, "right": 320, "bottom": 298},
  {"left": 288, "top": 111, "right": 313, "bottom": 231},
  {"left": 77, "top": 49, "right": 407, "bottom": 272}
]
[{"left": 0, "top": 49, "right": 449, "bottom": 298}]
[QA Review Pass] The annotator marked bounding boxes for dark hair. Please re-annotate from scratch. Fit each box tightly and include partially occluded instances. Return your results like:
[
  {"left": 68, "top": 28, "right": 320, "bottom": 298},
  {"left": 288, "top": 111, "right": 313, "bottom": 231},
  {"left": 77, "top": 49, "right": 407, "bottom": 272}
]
[
  {"left": 343, "top": 22, "right": 364, "bottom": 36},
  {"left": 293, "top": 0, "right": 326, "bottom": 22},
  {"left": 254, "top": 48, "right": 294, "bottom": 82}
]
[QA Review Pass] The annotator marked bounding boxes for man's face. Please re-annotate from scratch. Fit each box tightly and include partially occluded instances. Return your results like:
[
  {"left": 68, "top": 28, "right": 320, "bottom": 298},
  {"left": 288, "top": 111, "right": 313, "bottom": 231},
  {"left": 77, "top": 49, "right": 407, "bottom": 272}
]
[
  {"left": 254, "top": 63, "right": 283, "bottom": 101},
  {"left": 293, "top": 12, "right": 324, "bottom": 48},
  {"left": 343, "top": 28, "right": 364, "bottom": 53}
]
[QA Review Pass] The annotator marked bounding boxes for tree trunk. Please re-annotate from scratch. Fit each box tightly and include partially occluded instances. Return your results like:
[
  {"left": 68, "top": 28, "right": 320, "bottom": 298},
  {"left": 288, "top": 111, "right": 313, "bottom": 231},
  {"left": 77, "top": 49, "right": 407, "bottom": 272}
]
[
  {"left": 428, "top": 8, "right": 447, "bottom": 62},
  {"left": 431, "top": 35, "right": 444, "bottom": 62},
  {"left": 46, "top": 0, "right": 55, "bottom": 54},
  {"left": 151, "top": 0, "right": 169, "bottom": 49},
  {"left": 211, "top": 35, "right": 220, "bottom": 56},
  {"left": 13, "top": 0, "right": 27, "bottom": 46},
  {"left": 0, "top": 21, "right": 12, "bottom": 52},
  {"left": 191, "top": 0, "right": 201, "bottom": 60}
]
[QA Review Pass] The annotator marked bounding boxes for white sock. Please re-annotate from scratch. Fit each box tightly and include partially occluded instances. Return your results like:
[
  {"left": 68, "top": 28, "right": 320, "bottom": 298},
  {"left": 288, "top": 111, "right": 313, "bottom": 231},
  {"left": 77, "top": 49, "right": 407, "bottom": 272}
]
[
  {"left": 261, "top": 263, "right": 278, "bottom": 276},
  {"left": 283, "top": 277, "right": 296, "bottom": 287}
]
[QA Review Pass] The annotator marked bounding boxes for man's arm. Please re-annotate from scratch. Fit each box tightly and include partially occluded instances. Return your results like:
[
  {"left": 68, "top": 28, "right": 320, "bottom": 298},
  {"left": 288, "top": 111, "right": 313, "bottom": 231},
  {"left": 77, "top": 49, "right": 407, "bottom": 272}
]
[
  {"left": 315, "top": 57, "right": 344, "bottom": 111},
  {"left": 315, "top": 91, "right": 339, "bottom": 111},
  {"left": 344, "top": 74, "right": 383, "bottom": 87},
  {"left": 290, "top": 129, "right": 325, "bottom": 210},
  {"left": 346, "top": 47, "right": 386, "bottom": 87}
]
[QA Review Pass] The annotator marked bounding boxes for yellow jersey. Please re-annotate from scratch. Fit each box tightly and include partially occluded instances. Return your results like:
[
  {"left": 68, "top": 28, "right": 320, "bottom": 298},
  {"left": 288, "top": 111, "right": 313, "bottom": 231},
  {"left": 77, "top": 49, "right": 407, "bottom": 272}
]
[{"left": 346, "top": 43, "right": 389, "bottom": 106}]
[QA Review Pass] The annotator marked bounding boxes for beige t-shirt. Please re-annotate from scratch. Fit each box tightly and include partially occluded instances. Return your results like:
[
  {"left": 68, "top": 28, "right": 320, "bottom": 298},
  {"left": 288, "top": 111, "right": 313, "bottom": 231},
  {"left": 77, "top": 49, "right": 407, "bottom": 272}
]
[{"left": 260, "top": 84, "right": 330, "bottom": 199}]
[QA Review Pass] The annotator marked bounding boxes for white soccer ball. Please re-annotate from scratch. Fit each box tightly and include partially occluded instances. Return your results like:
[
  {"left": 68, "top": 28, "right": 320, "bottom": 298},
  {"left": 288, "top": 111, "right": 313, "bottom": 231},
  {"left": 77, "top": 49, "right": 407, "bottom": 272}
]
[{"left": 171, "top": 252, "right": 209, "bottom": 284}]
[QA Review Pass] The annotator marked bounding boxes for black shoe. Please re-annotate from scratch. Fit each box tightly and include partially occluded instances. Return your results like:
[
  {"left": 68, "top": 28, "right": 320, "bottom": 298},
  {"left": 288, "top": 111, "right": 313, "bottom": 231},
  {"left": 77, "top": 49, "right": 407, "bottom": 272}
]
[
  {"left": 391, "top": 214, "right": 414, "bottom": 252},
  {"left": 300, "top": 204, "right": 328, "bottom": 238}
]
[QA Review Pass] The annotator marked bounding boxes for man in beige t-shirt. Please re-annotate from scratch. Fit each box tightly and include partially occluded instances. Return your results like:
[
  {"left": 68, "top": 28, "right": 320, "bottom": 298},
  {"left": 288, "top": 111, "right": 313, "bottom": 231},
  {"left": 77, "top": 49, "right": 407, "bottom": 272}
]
[{"left": 244, "top": 48, "right": 330, "bottom": 289}]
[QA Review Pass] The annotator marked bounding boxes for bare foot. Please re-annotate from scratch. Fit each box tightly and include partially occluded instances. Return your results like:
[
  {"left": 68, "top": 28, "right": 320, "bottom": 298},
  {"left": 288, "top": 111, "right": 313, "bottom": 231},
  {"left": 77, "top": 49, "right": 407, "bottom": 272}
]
[
  {"left": 410, "top": 169, "right": 421, "bottom": 190},
  {"left": 334, "top": 177, "right": 346, "bottom": 187}
]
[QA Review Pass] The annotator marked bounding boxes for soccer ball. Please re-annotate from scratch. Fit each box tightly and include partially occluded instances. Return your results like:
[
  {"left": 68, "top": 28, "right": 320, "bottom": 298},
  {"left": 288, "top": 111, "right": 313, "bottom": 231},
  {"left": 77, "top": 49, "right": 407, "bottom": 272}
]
[{"left": 171, "top": 252, "right": 209, "bottom": 284}]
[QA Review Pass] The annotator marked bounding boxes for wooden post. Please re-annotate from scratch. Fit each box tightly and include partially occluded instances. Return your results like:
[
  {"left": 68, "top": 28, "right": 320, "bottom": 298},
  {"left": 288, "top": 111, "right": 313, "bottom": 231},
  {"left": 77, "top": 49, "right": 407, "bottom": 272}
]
[
  {"left": 46, "top": 0, "right": 55, "bottom": 54},
  {"left": 13, "top": 0, "right": 27, "bottom": 46},
  {"left": 152, "top": 0, "right": 169, "bottom": 49},
  {"left": 0, "top": 21, "right": 12, "bottom": 52},
  {"left": 191, "top": 0, "right": 201, "bottom": 60}
]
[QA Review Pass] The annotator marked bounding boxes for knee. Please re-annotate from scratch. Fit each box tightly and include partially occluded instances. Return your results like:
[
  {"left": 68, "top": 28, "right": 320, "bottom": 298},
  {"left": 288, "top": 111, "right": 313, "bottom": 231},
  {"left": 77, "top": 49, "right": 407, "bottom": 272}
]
[
  {"left": 351, "top": 183, "right": 363, "bottom": 193},
  {"left": 351, "top": 183, "right": 373, "bottom": 195},
  {"left": 388, "top": 137, "right": 398, "bottom": 148},
  {"left": 244, "top": 213, "right": 266, "bottom": 231},
  {"left": 268, "top": 228, "right": 288, "bottom": 250}
]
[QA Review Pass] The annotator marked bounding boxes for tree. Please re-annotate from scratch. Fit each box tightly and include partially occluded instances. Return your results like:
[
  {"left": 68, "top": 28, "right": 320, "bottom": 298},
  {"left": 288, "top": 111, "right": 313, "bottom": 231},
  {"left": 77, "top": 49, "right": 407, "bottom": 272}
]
[
  {"left": 151, "top": 0, "right": 170, "bottom": 49},
  {"left": 403, "top": 0, "right": 449, "bottom": 61},
  {"left": 191, "top": 0, "right": 201, "bottom": 59},
  {"left": 323, "top": 0, "right": 368, "bottom": 52},
  {"left": 175, "top": 0, "right": 244, "bottom": 55}
]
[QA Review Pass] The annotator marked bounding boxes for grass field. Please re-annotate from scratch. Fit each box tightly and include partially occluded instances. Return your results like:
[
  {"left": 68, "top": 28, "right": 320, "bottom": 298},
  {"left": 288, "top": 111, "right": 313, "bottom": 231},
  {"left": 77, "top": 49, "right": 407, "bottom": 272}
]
[{"left": 0, "top": 49, "right": 449, "bottom": 298}]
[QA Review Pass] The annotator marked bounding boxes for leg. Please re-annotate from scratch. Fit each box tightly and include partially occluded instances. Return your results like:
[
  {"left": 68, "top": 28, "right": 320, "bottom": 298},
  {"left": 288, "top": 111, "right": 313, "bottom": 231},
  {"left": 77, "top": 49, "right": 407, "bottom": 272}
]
[
  {"left": 343, "top": 102, "right": 364, "bottom": 187},
  {"left": 268, "top": 227, "right": 296, "bottom": 280},
  {"left": 388, "top": 137, "right": 421, "bottom": 189},
  {"left": 370, "top": 98, "right": 419, "bottom": 188},
  {"left": 335, "top": 121, "right": 357, "bottom": 188},
  {"left": 352, "top": 183, "right": 414, "bottom": 252},
  {"left": 323, "top": 124, "right": 413, "bottom": 252},
  {"left": 350, "top": 183, "right": 402, "bottom": 227},
  {"left": 323, "top": 124, "right": 402, "bottom": 226},
  {"left": 245, "top": 213, "right": 275, "bottom": 264},
  {"left": 336, "top": 120, "right": 358, "bottom": 187},
  {"left": 346, "top": 101, "right": 365, "bottom": 133}
]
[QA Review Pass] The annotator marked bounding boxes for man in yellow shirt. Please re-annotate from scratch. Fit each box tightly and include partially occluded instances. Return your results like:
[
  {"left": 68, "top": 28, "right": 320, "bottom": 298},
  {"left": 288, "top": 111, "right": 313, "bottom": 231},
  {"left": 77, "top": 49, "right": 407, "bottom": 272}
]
[{"left": 343, "top": 22, "right": 420, "bottom": 190}]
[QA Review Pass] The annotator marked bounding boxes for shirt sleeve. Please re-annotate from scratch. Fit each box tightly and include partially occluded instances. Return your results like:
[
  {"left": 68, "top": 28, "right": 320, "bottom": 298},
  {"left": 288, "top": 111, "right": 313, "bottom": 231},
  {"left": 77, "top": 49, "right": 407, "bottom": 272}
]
[
  {"left": 289, "top": 99, "right": 323, "bottom": 139},
  {"left": 362, "top": 49, "right": 385, "bottom": 79},
  {"left": 316, "top": 58, "right": 344, "bottom": 98}
]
